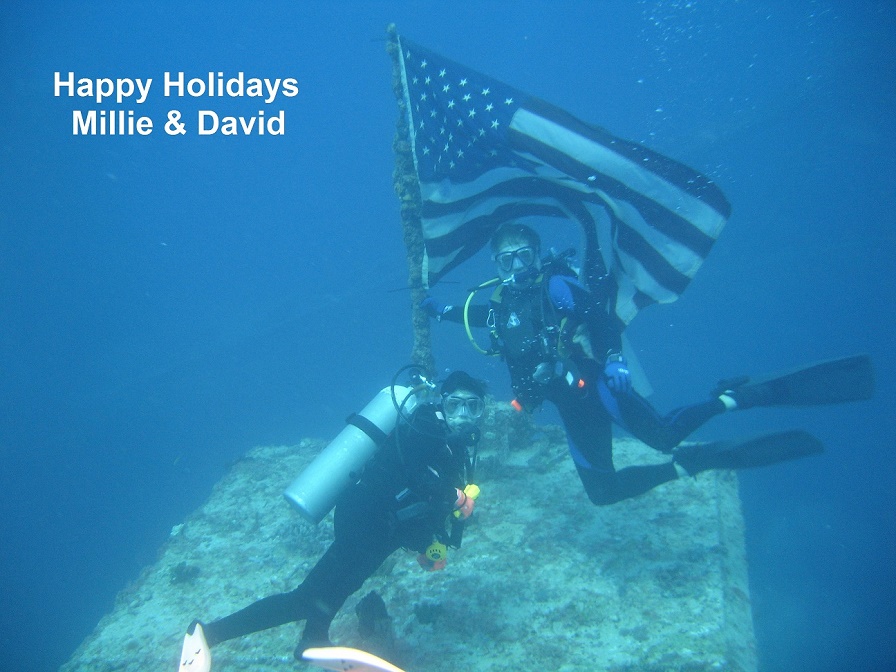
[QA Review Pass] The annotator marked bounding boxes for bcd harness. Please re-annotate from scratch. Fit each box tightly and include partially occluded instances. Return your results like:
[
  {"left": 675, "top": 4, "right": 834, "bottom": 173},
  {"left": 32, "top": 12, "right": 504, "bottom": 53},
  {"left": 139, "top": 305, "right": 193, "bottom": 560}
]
[{"left": 467, "top": 270, "right": 585, "bottom": 410}]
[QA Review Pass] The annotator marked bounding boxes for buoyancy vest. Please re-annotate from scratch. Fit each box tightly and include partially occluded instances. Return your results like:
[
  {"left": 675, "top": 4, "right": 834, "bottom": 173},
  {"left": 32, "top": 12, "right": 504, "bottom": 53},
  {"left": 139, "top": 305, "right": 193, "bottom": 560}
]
[{"left": 488, "top": 272, "right": 583, "bottom": 409}]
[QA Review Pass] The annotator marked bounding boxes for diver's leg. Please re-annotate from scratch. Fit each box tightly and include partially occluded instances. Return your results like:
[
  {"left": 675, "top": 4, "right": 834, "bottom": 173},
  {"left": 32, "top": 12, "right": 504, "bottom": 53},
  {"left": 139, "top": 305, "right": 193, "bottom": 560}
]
[
  {"left": 181, "top": 571, "right": 320, "bottom": 670},
  {"left": 572, "top": 460, "right": 680, "bottom": 505},
  {"left": 200, "top": 529, "right": 377, "bottom": 647},
  {"left": 294, "top": 500, "right": 398, "bottom": 655},
  {"left": 554, "top": 388, "right": 679, "bottom": 505},
  {"left": 615, "top": 386, "right": 726, "bottom": 453},
  {"left": 199, "top": 498, "right": 396, "bottom": 651},
  {"left": 201, "top": 582, "right": 314, "bottom": 646}
]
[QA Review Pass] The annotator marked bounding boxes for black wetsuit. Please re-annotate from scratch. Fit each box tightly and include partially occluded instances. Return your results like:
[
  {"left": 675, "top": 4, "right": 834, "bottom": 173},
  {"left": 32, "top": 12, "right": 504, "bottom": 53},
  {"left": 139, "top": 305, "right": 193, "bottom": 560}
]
[
  {"left": 202, "top": 403, "right": 475, "bottom": 648},
  {"left": 446, "top": 271, "right": 725, "bottom": 505}
]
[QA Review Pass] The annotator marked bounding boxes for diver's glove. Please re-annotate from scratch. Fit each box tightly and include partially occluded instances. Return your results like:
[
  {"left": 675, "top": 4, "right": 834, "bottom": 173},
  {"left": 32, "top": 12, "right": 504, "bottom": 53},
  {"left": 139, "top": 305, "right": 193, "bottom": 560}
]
[
  {"left": 603, "top": 353, "right": 632, "bottom": 394},
  {"left": 453, "top": 484, "right": 480, "bottom": 519},
  {"left": 454, "top": 487, "right": 476, "bottom": 519},
  {"left": 421, "top": 296, "right": 451, "bottom": 321}
]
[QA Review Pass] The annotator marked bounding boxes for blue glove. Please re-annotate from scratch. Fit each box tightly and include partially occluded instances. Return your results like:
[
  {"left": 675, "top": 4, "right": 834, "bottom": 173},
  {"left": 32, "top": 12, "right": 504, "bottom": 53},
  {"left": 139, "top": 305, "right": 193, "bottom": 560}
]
[
  {"left": 604, "top": 354, "right": 632, "bottom": 394},
  {"left": 421, "top": 296, "right": 449, "bottom": 320}
]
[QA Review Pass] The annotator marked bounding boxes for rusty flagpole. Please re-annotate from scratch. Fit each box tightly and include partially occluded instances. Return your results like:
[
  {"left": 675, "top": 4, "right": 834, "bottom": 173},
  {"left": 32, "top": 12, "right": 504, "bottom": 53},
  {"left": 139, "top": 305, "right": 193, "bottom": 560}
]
[{"left": 386, "top": 24, "right": 435, "bottom": 376}]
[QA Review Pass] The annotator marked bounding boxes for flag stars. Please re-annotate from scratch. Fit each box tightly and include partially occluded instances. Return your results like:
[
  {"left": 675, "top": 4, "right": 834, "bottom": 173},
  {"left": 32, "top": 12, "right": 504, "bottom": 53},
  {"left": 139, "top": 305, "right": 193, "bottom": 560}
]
[
  {"left": 439, "top": 69, "right": 446, "bottom": 77},
  {"left": 442, "top": 84, "right": 450, "bottom": 93},
  {"left": 459, "top": 78, "right": 468, "bottom": 86},
  {"left": 504, "top": 97, "right": 514, "bottom": 105},
  {"left": 424, "top": 76, "right": 431, "bottom": 85},
  {"left": 491, "top": 119, "right": 500, "bottom": 130},
  {"left": 463, "top": 93, "right": 471, "bottom": 102},
  {"left": 482, "top": 87, "right": 490, "bottom": 96},
  {"left": 485, "top": 103, "right": 494, "bottom": 112},
  {"left": 468, "top": 108, "right": 477, "bottom": 118},
  {"left": 420, "top": 59, "right": 428, "bottom": 69}
]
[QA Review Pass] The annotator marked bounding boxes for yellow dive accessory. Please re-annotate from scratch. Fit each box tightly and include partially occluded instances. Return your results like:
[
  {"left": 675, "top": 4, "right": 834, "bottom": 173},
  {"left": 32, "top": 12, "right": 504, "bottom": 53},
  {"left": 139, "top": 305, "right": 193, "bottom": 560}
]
[
  {"left": 424, "top": 541, "right": 447, "bottom": 562},
  {"left": 463, "top": 278, "right": 502, "bottom": 355},
  {"left": 453, "top": 483, "right": 481, "bottom": 518},
  {"left": 417, "top": 540, "right": 448, "bottom": 571}
]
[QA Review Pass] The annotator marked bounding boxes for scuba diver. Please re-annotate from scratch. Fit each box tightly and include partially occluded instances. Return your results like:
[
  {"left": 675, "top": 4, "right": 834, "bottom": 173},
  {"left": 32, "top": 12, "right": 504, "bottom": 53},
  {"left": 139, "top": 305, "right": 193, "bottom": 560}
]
[
  {"left": 423, "top": 222, "right": 874, "bottom": 506},
  {"left": 178, "top": 370, "right": 487, "bottom": 672}
]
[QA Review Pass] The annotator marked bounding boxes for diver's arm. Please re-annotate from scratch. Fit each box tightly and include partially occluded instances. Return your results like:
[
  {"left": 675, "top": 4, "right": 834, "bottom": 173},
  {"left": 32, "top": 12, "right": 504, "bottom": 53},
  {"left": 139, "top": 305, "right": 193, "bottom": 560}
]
[
  {"left": 440, "top": 304, "right": 490, "bottom": 327},
  {"left": 422, "top": 297, "right": 489, "bottom": 327}
]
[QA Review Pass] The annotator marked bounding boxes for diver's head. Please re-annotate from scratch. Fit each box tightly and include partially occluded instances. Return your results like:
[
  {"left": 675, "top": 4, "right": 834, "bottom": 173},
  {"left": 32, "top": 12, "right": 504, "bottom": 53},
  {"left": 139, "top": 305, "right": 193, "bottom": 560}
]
[
  {"left": 490, "top": 223, "right": 541, "bottom": 286},
  {"left": 440, "top": 371, "right": 487, "bottom": 434}
]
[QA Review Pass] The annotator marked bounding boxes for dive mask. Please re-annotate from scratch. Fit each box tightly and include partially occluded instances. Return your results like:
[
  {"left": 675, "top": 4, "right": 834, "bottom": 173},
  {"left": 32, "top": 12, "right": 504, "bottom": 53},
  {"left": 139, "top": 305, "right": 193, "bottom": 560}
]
[{"left": 442, "top": 395, "right": 485, "bottom": 420}]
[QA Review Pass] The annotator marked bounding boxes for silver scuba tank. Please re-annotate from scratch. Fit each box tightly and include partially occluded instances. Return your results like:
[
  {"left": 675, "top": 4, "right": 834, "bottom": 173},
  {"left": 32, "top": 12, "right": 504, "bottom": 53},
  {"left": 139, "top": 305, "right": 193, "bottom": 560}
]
[{"left": 283, "top": 385, "right": 417, "bottom": 524}]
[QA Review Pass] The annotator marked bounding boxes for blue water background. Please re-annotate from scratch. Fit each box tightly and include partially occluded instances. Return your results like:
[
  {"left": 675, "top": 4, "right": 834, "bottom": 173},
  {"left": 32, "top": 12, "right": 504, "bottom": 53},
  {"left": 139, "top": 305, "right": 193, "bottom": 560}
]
[{"left": 1, "top": 2, "right": 893, "bottom": 671}]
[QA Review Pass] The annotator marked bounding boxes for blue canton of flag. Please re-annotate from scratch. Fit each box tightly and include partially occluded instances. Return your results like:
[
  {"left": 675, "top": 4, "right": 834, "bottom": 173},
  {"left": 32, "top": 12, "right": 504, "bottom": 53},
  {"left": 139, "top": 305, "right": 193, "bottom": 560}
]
[
  {"left": 401, "top": 52, "right": 520, "bottom": 182},
  {"left": 395, "top": 35, "right": 731, "bottom": 326}
]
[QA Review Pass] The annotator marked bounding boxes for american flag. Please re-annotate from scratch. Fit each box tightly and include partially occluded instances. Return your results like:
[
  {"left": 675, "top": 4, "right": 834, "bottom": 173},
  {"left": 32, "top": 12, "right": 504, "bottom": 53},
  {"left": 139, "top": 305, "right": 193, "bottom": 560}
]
[{"left": 394, "top": 35, "right": 731, "bottom": 326}]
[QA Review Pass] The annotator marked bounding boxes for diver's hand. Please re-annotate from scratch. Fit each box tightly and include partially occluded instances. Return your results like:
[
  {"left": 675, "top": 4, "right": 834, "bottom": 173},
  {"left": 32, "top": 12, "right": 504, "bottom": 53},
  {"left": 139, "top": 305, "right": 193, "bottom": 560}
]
[
  {"left": 453, "top": 484, "right": 480, "bottom": 518},
  {"left": 420, "top": 296, "right": 450, "bottom": 321},
  {"left": 454, "top": 488, "right": 475, "bottom": 519},
  {"left": 604, "top": 354, "right": 632, "bottom": 394}
]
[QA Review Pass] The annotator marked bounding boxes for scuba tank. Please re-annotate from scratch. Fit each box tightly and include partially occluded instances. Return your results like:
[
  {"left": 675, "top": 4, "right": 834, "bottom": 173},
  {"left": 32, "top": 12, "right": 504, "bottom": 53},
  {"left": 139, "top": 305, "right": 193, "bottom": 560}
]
[{"left": 284, "top": 385, "right": 418, "bottom": 524}]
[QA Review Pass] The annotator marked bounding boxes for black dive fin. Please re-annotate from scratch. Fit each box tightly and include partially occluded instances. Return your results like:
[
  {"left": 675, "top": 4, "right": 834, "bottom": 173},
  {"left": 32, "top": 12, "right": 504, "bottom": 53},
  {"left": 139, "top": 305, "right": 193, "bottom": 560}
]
[
  {"left": 675, "top": 430, "right": 824, "bottom": 476},
  {"left": 717, "top": 354, "right": 875, "bottom": 408}
]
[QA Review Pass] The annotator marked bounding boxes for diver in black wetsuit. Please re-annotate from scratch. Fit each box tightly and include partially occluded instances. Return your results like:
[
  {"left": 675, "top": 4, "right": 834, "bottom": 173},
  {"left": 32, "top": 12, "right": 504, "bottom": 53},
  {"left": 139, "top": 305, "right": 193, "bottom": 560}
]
[
  {"left": 180, "top": 372, "right": 486, "bottom": 667},
  {"left": 424, "top": 223, "right": 870, "bottom": 505}
]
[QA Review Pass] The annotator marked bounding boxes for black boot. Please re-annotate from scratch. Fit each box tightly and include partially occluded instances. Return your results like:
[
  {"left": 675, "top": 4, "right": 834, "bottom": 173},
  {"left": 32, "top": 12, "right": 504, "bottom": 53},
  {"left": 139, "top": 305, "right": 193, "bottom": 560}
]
[{"left": 674, "top": 430, "right": 824, "bottom": 476}]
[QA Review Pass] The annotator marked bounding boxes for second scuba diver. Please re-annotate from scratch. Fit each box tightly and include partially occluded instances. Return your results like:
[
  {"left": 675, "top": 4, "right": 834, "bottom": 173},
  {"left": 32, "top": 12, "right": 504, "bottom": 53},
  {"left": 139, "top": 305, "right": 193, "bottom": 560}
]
[
  {"left": 424, "top": 222, "right": 874, "bottom": 505},
  {"left": 179, "top": 370, "right": 487, "bottom": 671}
]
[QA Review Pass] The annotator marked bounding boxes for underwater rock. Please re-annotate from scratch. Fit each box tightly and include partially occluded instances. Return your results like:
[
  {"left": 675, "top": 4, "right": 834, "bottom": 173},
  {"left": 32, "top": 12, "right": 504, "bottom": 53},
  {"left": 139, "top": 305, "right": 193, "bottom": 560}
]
[
  {"left": 61, "top": 407, "right": 757, "bottom": 671},
  {"left": 356, "top": 591, "right": 392, "bottom": 638},
  {"left": 169, "top": 562, "right": 201, "bottom": 585},
  {"left": 355, "top": 590, "right": 395, "bottom": 660}
]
